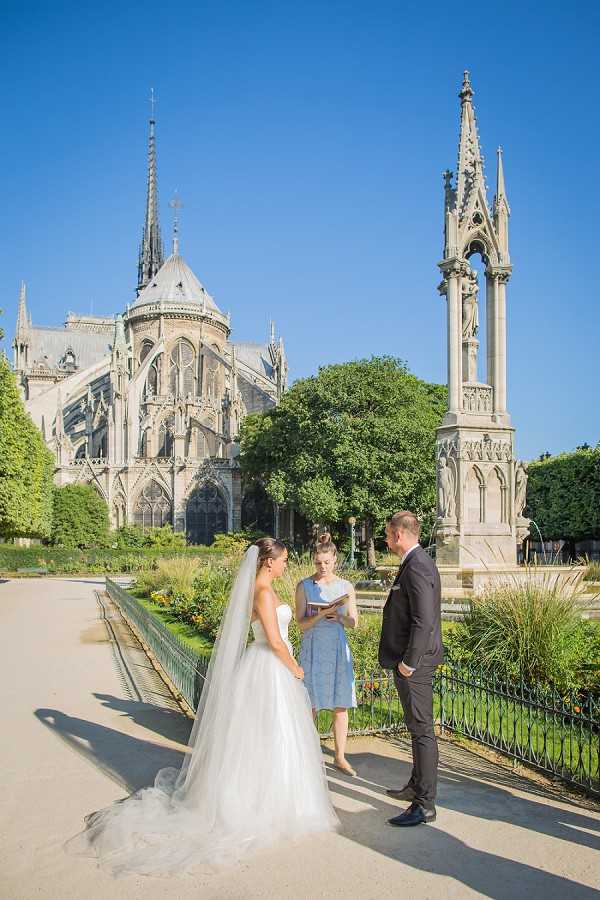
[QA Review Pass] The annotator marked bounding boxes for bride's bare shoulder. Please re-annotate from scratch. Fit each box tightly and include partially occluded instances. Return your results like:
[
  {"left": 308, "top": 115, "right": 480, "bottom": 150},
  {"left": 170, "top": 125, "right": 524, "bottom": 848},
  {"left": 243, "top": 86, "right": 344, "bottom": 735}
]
[{"left": 252, "top": 583, "right": 276, "bottom": 621}]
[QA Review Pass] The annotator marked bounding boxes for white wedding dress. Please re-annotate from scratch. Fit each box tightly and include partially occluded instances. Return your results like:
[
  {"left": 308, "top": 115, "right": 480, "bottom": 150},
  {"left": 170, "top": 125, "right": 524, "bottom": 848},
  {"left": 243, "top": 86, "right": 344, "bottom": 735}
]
[{"left": 68, "top": 548, "right": 338, "bottom": 876}]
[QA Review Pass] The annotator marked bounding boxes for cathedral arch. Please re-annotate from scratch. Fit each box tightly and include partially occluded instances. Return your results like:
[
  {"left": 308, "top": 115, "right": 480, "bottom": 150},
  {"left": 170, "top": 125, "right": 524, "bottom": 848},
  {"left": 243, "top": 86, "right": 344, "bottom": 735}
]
[
  {"left": 186, "top": 481, "right": 228, "bottom": 545},
  {"left": 169, "top": 338, "right": 196, "bottom": 398},
  {"left": 157, "top": 415, "right": 175, "bottom": 458},
  {"left": 133, "top": 479, "right": 172, "bottom": 530},
  {"left": 112, "top": 493, "right": 127, "bottom": 529},
  {"left": 139, "top": 340, "right": 154, "bottom": 364}
]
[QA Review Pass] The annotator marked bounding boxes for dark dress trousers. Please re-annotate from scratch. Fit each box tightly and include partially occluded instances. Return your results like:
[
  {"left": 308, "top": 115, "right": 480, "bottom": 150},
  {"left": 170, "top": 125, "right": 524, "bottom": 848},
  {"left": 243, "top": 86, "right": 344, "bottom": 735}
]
[{"left": 378, "top": 545, "right": 443, "bottom": 810}]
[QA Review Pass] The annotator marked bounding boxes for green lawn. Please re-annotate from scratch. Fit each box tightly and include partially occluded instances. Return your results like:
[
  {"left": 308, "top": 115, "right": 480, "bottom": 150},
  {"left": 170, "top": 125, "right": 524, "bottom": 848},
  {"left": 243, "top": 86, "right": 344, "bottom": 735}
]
[{"left": 133, "top": 592, "right": 214, "bottom": 657}]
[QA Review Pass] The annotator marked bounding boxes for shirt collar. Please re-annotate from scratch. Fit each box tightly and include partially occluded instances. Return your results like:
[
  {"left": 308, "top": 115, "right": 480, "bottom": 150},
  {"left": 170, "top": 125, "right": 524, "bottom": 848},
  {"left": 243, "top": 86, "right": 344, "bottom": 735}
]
[{"left": 400, "top": 544, "right": 419, "bottom": 566}]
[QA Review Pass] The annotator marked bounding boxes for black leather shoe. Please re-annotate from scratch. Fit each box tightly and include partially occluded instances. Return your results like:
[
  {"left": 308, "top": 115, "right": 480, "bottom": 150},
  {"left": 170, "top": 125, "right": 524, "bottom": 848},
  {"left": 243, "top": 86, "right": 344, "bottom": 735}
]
[
  {"left": 386, "top": 785, "right": 417, "bottom": 801},
  {"left": 387, "top": 802, "right": 436, "bottom": 827}
]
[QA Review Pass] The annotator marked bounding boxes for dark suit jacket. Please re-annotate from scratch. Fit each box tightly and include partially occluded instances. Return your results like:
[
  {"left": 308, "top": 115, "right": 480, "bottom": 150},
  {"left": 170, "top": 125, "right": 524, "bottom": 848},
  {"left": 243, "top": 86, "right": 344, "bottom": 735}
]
[{"left": 378, "top": 545, "right": 444, "bottom": 671}]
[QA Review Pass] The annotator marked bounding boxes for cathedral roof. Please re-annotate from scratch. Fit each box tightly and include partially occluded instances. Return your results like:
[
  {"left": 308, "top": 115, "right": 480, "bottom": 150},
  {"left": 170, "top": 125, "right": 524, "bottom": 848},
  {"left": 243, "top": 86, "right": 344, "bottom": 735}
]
[
  {"left": 131, "top": 252, "right": 222, "bottom": 314},
  {"left": 27, "top": 326, "right": 112, "bottom": 371},
  {"left": 233, "top": 342, "right": 275, "bottom": 380}
]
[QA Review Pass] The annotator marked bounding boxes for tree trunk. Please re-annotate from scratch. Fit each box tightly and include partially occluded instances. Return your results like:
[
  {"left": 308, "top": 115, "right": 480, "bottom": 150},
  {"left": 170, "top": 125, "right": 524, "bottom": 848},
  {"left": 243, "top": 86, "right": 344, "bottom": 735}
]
[{"left": 365, "top": 518, "right": 377, "bottom": 569}]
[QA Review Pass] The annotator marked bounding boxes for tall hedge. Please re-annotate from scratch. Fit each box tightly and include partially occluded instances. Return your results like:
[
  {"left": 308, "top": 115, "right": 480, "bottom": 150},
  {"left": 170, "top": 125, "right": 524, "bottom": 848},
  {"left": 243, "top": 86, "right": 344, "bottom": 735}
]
[
  {"left": 526, "top": 447, "right": 600, "bottom": 542},
  {"left": 0, "top": 354, "right": 54, "bottom": 539},
  {"left": 51, "top": 483, "right": 110, "bottom": 549}
]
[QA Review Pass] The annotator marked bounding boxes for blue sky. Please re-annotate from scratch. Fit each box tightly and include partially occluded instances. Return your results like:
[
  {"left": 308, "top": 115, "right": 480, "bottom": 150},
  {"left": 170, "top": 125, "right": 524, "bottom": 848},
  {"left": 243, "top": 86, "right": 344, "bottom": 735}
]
[{"left": 1, "top": 0, "right": 598, "bottom": 459}]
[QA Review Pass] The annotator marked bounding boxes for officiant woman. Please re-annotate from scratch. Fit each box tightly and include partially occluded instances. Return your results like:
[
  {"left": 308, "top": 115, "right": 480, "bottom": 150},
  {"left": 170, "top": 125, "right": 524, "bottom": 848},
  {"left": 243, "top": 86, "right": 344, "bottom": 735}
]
[{"left": 295, "top": 533, "right": 359, "bottom": 776}]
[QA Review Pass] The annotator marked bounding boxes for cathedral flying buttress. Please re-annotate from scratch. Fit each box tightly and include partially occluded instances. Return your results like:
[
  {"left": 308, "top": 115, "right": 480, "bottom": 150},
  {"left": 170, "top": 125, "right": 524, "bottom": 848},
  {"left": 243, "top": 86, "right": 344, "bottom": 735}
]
[{"left": 13, "top": 110, "right": 287, "bottom": 544}]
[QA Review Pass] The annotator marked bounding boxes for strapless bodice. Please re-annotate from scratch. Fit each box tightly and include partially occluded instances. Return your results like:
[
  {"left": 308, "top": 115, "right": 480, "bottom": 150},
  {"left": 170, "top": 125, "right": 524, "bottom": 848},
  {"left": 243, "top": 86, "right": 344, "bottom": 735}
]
[{"left": 251, "top": 603, "right": 292, "bottom": 645}]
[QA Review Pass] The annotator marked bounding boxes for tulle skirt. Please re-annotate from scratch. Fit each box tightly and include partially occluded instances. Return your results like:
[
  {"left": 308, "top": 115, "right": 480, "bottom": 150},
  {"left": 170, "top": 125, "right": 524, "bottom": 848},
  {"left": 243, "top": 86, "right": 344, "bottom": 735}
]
[{"left": 67, "top": 641, "right": 339, "bottom": 876}]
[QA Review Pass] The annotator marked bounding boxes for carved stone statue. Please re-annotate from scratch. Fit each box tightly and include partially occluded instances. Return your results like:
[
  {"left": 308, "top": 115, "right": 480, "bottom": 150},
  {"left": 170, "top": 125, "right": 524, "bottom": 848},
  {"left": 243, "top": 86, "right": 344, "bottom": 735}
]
[
  {"left": 438, "top": 456, "right": 456, "bottom": 518},
  {"left": 462, "top": 268, "right": 479, "bottom": 338},
  {"left": 514, "top": 461, "right": 529, "bottom": 518}
]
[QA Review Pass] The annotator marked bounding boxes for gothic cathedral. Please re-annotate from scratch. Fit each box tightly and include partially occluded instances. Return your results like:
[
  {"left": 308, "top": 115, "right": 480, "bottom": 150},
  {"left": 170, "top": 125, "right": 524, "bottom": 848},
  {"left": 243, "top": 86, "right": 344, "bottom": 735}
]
[{"left": 12, "top": 112, "right": 287, "bottom": 543}]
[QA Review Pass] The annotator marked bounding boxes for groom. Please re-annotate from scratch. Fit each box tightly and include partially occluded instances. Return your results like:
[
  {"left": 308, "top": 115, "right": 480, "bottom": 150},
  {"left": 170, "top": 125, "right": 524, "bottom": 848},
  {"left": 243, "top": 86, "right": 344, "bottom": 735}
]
[{"left": 378, "top": 511, "right": 443, "bottom": 826}]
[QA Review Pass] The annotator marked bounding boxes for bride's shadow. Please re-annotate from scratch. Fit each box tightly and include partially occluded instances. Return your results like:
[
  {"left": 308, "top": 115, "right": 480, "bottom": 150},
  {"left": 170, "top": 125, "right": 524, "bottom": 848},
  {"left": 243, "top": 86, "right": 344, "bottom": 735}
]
[
  {"left": 92, "top": 693, "right": 193, "bottom": 744},
  {"left": 35, "top": 708, "right": 187, "bottom": 793}
]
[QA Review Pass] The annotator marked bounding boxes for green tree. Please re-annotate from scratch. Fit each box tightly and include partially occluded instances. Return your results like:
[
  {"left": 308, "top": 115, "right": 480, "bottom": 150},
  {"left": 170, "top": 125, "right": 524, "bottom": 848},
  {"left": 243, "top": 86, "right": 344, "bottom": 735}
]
[
  {"left": 240, "top": 357, "right": 446, "bottom": 564},
  {"left": 526, "top": 446, "right": 600, "bottom": 553},
  {"left": 0, "top": 354, "right": 54, "bottom": 539},
  {"left": 51, "top": 483, "right": 110, "bottom": 549}
]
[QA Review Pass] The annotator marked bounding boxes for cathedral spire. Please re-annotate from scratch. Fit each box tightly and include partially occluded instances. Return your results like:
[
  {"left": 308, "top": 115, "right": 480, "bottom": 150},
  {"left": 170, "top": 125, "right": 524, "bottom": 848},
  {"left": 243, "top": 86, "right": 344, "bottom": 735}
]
[
  {"left": 137, "top": 90, "right": 164, "bottom": 295},
  {"left": 456, "top": 70, "right": 485, "bottom": 219}
]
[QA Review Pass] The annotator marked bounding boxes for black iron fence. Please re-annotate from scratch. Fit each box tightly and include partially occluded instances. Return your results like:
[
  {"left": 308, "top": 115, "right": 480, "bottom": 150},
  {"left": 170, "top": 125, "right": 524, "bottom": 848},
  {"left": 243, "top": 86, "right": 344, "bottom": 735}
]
[{"left": 105, "top": 578, "right": 599, "bottom": 797}]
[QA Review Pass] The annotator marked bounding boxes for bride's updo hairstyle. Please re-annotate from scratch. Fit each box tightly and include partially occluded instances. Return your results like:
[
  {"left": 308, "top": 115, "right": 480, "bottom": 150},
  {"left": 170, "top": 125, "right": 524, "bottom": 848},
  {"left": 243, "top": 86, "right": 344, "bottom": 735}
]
[
  {"left": 313, "top": 532, "right": 337, "bottom": 557},
  {"left": 253, "top": 537, "right": 287, "bottom": 569}
]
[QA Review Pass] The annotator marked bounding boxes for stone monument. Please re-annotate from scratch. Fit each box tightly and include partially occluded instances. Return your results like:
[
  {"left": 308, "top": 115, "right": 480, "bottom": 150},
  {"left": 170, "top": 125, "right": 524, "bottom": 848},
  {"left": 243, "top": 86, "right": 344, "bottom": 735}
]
[{"left": 436, "top": 72, "right": 530, "bottom": 568}]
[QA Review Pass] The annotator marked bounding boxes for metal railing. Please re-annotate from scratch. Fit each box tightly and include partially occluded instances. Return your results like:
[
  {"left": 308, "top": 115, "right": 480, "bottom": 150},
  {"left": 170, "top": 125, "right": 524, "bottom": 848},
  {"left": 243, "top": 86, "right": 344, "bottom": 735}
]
[
  {"left": 105, "top": 578, "right": 209, "bottom": 710},
  {"left": 437, "top": 663, "right": 599, "bottom": 795},
  {"left": 105, "top": 578, "right": 599, "bottom": 796}
]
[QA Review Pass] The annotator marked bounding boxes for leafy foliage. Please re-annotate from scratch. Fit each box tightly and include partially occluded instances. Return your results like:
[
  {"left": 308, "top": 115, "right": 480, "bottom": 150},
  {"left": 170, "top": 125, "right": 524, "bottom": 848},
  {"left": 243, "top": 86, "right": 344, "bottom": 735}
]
[
  {"left": 240, "top": 357, "right": 446, "bottom": 547},
  {"left": 0, "top": 355, "right": 54, "bottom": 539},
  {"left": 51, "top": 483, "right": 110, "bottom": 549},
  {"left": 445, "top": 572, "right": 599, "bottom": 692},
  {"left": 526, "top": 447, "right": 600, "bottom": 542}
]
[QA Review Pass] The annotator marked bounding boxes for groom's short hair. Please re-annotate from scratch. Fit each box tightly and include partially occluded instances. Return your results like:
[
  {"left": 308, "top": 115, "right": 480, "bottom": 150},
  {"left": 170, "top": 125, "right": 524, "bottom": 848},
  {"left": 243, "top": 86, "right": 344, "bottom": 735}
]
[{"left": 388, "top": 511, "right": 421, "bottom": 537}]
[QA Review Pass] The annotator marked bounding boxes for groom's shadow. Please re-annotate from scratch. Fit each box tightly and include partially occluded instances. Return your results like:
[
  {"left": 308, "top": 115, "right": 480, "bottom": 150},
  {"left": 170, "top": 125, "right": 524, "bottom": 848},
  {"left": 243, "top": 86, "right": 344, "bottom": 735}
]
[
  {"left": 325, "top": 743, "right": 599, "bottom": 898},
  {"left": 35, "top": 708, "right": 187, "bottom": 793}
]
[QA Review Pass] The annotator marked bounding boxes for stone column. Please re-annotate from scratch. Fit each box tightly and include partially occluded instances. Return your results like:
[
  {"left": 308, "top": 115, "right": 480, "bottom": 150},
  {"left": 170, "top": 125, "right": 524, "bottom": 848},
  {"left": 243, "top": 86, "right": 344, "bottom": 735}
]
[
  {"left": 495, "top": 275, "right": 508, "bottom": 415},
  {"left": 486, "top": 272, "right": 497, "bottom": 390},
  {"left": 446, "top": 272, "right": 462, "bottom": 413}
]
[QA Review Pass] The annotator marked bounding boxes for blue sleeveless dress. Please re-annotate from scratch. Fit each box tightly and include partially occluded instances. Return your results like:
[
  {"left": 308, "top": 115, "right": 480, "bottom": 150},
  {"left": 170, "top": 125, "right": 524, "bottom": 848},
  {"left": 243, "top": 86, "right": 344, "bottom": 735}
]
[{"left": 299, "top": 577, "right": 357, "bottom": 711}]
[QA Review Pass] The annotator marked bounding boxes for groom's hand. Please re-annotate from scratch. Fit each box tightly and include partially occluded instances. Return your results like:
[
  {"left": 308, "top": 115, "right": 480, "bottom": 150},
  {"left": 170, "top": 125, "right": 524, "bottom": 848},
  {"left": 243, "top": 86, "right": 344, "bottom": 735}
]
[{"left": 397, "top": 661, "right": 415, "bottom": 678}]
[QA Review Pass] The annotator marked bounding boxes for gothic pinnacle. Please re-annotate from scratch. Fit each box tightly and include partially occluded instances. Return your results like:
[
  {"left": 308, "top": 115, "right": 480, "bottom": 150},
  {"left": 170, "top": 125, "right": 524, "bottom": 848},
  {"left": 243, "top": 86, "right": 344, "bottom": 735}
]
[{"left": 460, "top": 70, "right": 474, "bottom": 102}]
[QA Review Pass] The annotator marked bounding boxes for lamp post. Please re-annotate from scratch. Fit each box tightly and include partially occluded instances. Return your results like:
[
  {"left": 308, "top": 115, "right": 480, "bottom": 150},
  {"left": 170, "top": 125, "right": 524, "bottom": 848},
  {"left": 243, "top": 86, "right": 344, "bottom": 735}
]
[{"left": 348, "top": 516, "right": 356, "bottom": 568}]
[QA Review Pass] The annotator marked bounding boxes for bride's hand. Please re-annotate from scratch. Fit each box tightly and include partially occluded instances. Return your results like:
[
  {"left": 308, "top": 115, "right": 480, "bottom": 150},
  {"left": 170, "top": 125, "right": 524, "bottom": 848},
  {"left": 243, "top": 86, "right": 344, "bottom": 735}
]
[{"left": 293, "top": 665, "right": 305, "bottom": 680}]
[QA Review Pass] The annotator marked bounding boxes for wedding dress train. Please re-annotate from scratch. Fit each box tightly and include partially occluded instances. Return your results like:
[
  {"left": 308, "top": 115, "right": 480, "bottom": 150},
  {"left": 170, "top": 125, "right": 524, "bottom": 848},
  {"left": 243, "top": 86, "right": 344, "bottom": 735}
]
[{"left": 68, "top": 548, "right": 338, "bottom": 876}]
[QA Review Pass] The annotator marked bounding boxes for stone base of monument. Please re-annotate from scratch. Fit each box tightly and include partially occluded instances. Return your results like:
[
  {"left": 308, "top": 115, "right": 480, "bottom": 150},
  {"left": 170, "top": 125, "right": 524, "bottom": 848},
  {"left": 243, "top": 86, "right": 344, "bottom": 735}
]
[{"left": 355, "top": 562, "right": 591, "bottom": 620}]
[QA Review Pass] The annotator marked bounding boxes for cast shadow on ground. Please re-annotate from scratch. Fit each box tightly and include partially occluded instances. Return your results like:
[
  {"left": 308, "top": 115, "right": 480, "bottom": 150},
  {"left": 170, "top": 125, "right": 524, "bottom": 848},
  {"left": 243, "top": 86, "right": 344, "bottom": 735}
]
[
  {"left": 34, "top": 705, "right": 598, "bottom": 896},
  {"left": 92, "top": 693, "right": 193, "bottom": 745},
  {"left": 327, "top": 746, "right": 599, "bottom": 898},
  {"left": 35, "top": 708, "right": 187, "bottom": 793}
]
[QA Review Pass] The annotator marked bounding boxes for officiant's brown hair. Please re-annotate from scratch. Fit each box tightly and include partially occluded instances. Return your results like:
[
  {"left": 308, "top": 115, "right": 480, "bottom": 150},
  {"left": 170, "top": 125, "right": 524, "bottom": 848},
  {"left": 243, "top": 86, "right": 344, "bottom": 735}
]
[{"left": 313, "top": 532, "right": 337, "bottom": 557}]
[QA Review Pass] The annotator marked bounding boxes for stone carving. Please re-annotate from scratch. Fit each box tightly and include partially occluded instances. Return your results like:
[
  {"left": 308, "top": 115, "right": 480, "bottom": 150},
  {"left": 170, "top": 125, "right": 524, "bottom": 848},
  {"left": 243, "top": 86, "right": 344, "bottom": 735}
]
[
  {"left": 462, "top": 384, "right": 493, "bottom": 414},
  {"left": 438, "top": 456, "right": 456, "bottom": 518},
  {"left": 462, "top": 437, "right": 512, "bottom": 462},
  {"left": 514, "top": 461, "right": 529, "bottom": 518},
  {"left": 461, "top": 268, "right": 479, "bottom": 338}
]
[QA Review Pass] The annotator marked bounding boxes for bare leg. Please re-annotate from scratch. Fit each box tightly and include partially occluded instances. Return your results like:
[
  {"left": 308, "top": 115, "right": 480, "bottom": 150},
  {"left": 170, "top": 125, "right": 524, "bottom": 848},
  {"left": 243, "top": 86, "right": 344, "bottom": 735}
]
[{"left": 333, "top": 708, "right": 349, "bottom": 764}]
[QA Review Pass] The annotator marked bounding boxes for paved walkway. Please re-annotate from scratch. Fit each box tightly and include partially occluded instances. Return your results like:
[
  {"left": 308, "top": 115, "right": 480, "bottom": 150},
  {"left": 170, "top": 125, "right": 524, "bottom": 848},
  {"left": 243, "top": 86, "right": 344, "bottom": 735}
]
[{"left": 1, "top": 577, "right": 599, "bottom": 900}]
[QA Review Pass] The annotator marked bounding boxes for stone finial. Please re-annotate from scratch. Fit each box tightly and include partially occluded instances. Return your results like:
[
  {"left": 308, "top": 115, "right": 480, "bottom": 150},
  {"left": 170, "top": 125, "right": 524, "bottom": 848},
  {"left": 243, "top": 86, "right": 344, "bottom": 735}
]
[{"left": 460, "top": 70, "right": 474, "bottom": 102}]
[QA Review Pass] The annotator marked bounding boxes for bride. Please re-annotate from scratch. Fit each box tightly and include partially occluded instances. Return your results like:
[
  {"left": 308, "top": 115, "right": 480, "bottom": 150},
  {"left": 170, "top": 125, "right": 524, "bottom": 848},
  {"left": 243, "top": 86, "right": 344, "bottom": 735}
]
[{"left": 68, "top": 538, "right": 339, "bottom": 876}]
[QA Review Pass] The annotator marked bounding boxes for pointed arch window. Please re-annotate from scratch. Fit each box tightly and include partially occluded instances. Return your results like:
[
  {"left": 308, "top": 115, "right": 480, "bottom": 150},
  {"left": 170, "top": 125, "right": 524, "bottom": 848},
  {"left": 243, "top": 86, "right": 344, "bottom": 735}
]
[
  {"left": 169, "top": 340, "right": 195, "bottom": 398},
  {"left": 140, "top": 340, "right": 154, "bottom": 364},
  {"left": 133, "top": 480, "right": 172, "bottom": 529},
  {"left": 157, "top": 415, "right": 175, "bottom": 457}
]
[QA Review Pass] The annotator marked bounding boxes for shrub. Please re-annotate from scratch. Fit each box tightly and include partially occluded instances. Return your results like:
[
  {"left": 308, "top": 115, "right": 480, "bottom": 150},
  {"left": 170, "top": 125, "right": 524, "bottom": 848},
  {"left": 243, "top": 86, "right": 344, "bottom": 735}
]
[
  {"left": 143, "top": 524, "right": 187, "bottom": 550},
  {"left": 446, "top": 571, "right": 593, "bottom": 691},
  {"left": 192, "top": 564, "right": 235, "bottom": 639},
  {"left": 209, "top": 532, "right": 252, "bottom": 555},
  {"left": 113, "top": 525, "right": 146, "bottom": 549},
  {"left": 51, "top": 484, "right": 110, "bottom": 549}
]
